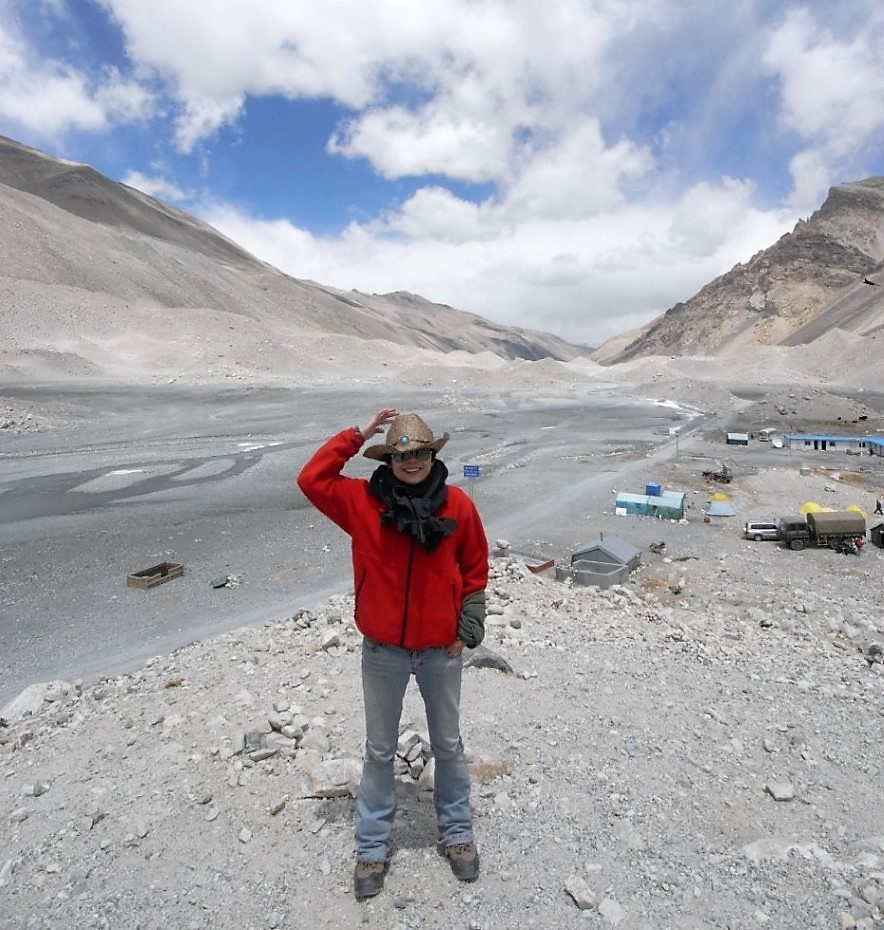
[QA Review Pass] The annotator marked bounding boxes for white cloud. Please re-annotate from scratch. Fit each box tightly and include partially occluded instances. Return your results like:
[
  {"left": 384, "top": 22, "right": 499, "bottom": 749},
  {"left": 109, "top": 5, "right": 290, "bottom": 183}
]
[
  {"left": 502, "top": 123, "right": 654, "bottom": 220},
  {"left": 0, "top": 19, "right": 152, "bottom": 137},
  {"left": 378, "top": 187, "right": 493, "bottom": 243},
  {"left": 665, "top": 179, "right": 760, "bottom": 258},
  {"left": 329, "top": 105, "right": 512, "bottom": 183},
  {"left": 95, "top": 67, "right": 154, "bottom": 122},
  {"left": 88, "top": 1, "right": 884, "bottom": 200},
  {"left": 765, "top": 8, "right": 884, "bottom": 149},
  {"left": 174, "top": 93, "right": 244, "bottom": 153},
  {"left": 786, "top": 149, "right": 835, "bottom": 215},
  {"left": 202, "top": 175, "right": 797, "bottom": 345},
  {"left": 121, "top": 170, "right": 190, "bottom": 201},
  {"left": 97, "top": 0, "right": 654, "bottom": 173},
  {"left": 763, "top": 6, "right": 884, "bottom": 207}
]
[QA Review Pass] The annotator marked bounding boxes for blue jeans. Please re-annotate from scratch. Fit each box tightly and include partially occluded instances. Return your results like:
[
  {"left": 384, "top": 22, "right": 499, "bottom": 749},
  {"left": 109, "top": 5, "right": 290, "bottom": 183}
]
[{"left": 355, "top": 639, "right": 474, "bottom": 861}]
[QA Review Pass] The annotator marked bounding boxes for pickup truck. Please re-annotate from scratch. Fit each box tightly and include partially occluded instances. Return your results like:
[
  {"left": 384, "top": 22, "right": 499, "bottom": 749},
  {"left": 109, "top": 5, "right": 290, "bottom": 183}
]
[{"left": 777, "top": 511, "right": 867, "bottom": 551}]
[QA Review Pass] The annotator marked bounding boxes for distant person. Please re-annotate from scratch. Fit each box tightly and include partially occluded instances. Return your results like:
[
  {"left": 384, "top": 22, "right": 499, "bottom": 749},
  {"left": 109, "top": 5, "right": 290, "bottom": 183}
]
[
  {"left": 297, "top": 409, "right": 489, "bottom": 900},
  {"left": 875, "top": 498, "right": 883, "bottom": 515}
]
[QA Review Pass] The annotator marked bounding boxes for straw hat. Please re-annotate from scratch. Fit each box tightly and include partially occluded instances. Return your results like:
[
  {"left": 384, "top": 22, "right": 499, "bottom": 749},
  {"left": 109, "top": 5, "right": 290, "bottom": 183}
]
[{"left": 363, "top": 413, "right": 449, "bottom": 461}]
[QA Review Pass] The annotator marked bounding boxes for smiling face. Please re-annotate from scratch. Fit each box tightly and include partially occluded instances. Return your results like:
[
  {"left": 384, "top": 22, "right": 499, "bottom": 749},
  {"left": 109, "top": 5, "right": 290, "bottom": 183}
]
[{"left": 390, "top": 448, "right": 434, "bottom": 485}]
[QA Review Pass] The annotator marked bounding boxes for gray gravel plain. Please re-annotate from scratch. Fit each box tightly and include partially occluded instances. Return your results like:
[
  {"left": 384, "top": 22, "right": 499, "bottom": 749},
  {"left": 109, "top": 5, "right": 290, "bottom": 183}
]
[
  {"left": 0, "top": 380, "right": 695, "bottom": 706},
  {"left": 2, "top": 378, "right": 883, "bottom": 930}
]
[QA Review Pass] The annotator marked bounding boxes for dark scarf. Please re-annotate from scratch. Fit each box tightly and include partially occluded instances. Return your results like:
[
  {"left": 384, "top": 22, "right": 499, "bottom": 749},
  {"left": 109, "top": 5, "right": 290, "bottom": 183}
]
[{"left": 369, "top": 459, "right": 457, "bottom": 553}]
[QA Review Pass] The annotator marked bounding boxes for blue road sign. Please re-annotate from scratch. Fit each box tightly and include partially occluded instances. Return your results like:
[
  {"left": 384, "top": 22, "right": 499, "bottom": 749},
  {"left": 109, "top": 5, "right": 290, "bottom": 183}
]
[{"left": 463, "top": 464, "right": 480, "bottom": 478}]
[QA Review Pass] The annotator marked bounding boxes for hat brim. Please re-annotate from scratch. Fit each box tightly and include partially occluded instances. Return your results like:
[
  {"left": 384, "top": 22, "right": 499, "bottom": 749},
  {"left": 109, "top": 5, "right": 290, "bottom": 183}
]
[{"left": 363, "top": 432, "right": 449, "bottom": 461}]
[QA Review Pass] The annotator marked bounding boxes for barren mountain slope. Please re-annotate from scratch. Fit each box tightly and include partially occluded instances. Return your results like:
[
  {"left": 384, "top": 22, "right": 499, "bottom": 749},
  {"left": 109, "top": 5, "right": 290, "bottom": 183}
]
[
  {"left": 597, "top": 178, "right": 884, "bottom": 363},
  {"left": 0, "top": 134, "right": 585, "bottom": 384}
]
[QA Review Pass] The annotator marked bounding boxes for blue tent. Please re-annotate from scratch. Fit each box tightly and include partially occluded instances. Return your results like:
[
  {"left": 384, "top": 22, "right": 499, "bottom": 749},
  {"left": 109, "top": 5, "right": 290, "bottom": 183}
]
[{"left": 706, "top": 500, "right": 736, "bottom": 517}]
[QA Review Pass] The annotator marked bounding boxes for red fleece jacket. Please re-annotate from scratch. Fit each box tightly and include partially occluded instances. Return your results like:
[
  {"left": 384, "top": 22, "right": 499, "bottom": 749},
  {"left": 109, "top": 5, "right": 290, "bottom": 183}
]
[{"left": 297, "top": 428, "right": 489, "bottom": 650}]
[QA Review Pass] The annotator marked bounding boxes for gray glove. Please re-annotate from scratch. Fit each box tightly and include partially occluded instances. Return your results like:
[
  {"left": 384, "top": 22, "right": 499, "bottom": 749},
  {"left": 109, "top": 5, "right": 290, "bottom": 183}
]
[{"left": 457, "top": 590, "right": 486, "bottom": 648}]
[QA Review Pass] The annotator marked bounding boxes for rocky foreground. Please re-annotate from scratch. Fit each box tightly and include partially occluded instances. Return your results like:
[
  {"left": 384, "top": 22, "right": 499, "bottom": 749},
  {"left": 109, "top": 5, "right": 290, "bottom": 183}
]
[{"left": 2, "top": 504, "right": 883, "bottom": 930}]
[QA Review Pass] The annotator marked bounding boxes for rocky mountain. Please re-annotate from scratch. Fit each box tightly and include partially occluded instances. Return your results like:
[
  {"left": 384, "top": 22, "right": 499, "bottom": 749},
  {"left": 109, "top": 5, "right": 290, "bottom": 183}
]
[
  {"left": 0, "top": 134, "right": 586, "bottom": 383},
  {"left": 594, "top": 178, "right": 884, "bottom": 363}
]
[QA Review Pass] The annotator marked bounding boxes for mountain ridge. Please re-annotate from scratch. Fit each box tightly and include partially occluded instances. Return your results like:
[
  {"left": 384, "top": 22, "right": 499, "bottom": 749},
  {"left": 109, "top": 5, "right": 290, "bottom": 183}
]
[
  {"left": 0, "top": 134, "right": 586, "bottom": 381},
  {"left": 5, "top": 133, "right": 884, "bottom": 384},
  {"left": 594, "top": 177, "right": 884, "bottom": 363}
]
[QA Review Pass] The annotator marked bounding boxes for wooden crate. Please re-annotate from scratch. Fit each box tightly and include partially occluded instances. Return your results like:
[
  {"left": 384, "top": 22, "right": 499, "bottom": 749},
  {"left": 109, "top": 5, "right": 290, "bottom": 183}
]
[{"left": 126, "top": 561, "right": 185, "bottom": 589}]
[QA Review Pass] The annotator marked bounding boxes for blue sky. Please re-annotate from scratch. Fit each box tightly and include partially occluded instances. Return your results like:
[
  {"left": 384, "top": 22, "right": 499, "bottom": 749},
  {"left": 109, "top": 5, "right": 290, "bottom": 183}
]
[{"left": 1, "top": 0, "right": 883, "bottom": 346}]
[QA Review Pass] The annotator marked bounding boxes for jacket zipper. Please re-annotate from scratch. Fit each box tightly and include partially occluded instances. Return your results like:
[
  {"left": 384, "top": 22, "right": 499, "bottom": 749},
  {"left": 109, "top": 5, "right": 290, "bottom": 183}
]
[{"left": 398, "top": 539, "right": 416, "bottom": 647}]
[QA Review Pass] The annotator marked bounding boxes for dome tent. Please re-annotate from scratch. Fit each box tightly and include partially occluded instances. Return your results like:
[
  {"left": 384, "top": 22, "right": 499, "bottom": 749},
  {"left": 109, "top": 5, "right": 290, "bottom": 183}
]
[{"left": 705, "top": 500, "right": 736, "bottom": 517}]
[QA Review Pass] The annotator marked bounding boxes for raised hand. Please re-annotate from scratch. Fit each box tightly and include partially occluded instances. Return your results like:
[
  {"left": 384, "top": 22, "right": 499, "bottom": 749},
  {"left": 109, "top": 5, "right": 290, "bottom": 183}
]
[{"left": 361, "top": 408, "right": 399, "bottom": 439}]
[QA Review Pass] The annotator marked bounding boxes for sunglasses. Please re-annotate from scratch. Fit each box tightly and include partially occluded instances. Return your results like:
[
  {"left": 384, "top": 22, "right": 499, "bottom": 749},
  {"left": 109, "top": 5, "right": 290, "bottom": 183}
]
[{"left": 391, "top": 448, "right": 433, "bottom": 464}]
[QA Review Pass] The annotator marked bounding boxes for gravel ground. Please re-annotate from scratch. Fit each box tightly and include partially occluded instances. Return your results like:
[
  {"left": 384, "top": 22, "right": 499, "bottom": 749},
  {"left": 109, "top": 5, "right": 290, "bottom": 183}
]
[
  {"left": 2, "top": 452, "right": 883, "bottom": 930},
  {"left": 3, "top": 338, "right": 884, "bottom": 930}
]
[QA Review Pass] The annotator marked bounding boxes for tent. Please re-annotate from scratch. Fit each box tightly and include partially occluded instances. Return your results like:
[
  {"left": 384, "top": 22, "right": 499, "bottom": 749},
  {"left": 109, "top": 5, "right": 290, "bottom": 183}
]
[{"left": 705, "top": 501, "right": 736, "bottom": 517}]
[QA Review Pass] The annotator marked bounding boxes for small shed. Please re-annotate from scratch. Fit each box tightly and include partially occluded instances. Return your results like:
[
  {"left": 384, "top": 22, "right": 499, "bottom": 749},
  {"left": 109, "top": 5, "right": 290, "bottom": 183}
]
[
  {"left": 556, "top": 535, "right": 641, "bottom": 589},
  {"left": 871, "top": 523, "right": 884, "bottom": 548},
  {"left": 726, "top": 432, "right": 749, "bottom": 446},
  {"left": 571, "top": 536, "right": 641, "bottom": 572}
]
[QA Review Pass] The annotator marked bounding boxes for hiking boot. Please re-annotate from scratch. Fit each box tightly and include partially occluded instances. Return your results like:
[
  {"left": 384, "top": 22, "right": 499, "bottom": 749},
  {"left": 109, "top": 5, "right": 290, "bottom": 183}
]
[
  {"left": 353, "top": 860, "right": 388, "bottom": 900},
  {"left": 438, "top": 841, "right": 480, "bottom": 881}
]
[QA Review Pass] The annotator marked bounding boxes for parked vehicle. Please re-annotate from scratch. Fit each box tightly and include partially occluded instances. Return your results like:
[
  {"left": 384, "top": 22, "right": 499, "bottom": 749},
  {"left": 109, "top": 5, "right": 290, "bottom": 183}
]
[
  {"left": 777, "top": 511, "right": 867, "bottom": 551},
  {"left": 702, "top": 464, "right": 732, "bottom": 484},
  {"left": 743, "top": 520, "right": 779, "bottom": 541}
]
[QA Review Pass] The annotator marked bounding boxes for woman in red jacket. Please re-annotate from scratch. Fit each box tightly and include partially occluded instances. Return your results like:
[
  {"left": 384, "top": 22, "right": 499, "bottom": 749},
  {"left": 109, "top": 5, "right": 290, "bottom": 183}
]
[{"left": 297, "top": 408, "right": 489, "bottom": 900}]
